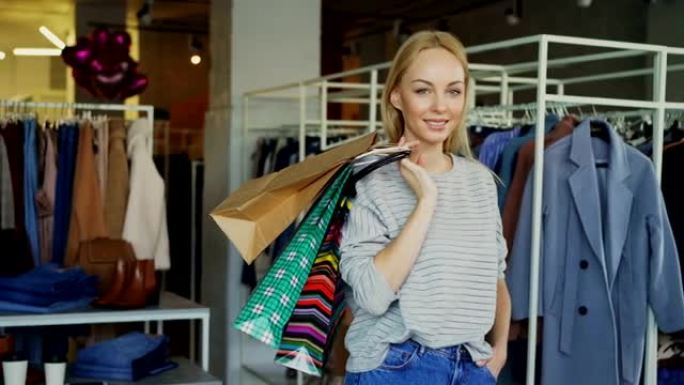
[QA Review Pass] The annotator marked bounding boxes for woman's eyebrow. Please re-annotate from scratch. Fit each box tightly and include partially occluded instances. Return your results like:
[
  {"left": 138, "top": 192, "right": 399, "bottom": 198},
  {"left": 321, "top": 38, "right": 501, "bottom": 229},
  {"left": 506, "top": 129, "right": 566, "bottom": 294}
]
[{"left": 410, "top": 79, "right": 465, "bottom": 86}]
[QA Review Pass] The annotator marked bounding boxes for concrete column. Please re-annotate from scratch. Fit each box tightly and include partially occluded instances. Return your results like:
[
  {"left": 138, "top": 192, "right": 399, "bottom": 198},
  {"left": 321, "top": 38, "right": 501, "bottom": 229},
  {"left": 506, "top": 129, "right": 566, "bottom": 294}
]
[{"left": 203, "top": 0, "right": 320, "bottom": 383}]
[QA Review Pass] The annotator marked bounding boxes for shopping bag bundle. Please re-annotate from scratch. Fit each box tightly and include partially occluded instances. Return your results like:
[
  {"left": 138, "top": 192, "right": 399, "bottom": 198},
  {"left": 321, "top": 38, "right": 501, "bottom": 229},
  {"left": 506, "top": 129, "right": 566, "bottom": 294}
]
[
  {"left": 231, "top": 166, "right": 354, "bottom": 347},
  {"left": 212, "top": 132, "right": 411, "bottom": 377},
  {"left": 274, "top": 195, "right": 352, "bottom": 375}
]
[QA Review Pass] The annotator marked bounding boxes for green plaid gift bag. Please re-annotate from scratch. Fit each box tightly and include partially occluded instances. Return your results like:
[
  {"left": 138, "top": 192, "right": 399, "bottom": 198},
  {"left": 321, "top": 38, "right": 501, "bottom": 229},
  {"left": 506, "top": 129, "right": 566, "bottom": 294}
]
[{"left": 233, "top": 165, "right": 353, "bottom": 348}]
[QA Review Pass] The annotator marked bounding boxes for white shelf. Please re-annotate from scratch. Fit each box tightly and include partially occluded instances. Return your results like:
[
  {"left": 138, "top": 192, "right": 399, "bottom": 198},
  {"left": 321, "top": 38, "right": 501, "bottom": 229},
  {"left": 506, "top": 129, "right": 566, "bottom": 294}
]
[
  {"left": 0, "top": 292, "right": 207, "bottom": 327},
  {"left": 0, "top": 292, "right": 210, "bottom": 371}
]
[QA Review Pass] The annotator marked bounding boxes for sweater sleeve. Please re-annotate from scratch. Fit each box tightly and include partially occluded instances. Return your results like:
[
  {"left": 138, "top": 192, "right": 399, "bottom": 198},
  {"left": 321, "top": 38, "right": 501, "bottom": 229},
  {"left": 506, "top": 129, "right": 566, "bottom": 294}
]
[
  {"left": 496, "top": 211, "right": 508, "bottom": 279},
  {"left": 340, "top": 189, "right": 398, "bottom": 316}
]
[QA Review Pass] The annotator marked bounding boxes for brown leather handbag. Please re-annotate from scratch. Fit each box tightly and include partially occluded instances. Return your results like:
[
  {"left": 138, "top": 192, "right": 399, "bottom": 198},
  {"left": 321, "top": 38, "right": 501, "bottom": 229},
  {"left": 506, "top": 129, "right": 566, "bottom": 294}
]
[{"left": 78, "top": 238, "right": 136, "bottom": 294}]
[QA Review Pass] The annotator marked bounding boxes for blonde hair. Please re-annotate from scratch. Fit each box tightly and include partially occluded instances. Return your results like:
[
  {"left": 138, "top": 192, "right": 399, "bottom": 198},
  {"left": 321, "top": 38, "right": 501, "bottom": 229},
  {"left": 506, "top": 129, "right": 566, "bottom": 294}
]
[{"left": 381, "top": 30, "right": 473, "bottom": 158}]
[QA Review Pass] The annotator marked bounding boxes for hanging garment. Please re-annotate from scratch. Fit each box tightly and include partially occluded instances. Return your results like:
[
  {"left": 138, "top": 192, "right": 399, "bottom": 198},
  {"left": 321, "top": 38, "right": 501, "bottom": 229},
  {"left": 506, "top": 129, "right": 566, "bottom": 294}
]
[
  {"left": 105, "top": 118, "right": 129, "bottom": 238},
  {"left": 507, "top": 119, "right": 684, "bottom": 385},
  {"left": 0, "top": 135, "right": 14, "bottom": 230},
  {"left": 661, "top": 141, "right": 684, "bottom": 283},
  {"left": 477, "top": 127, "right": 521, "bottom": 171},
  {"left": 1, "top": 122, "right": 25, "bottom": 229},
  {"left": 497, "top": 115, "right": 559, "bottom": 208},
  {"left": 122, "top": 119, "right": 170, "bottom": 270},
  {"left": 65, "top": 122, "right": 107, "bottom": 266},
  {"left": 502, "top": 115, "right": 578, "bottom": 251},
  {"left": 52, "top": 123, "right": 79, "bottom": 265},
  {"left": 93, "top": 119, "right": 109, "bottom": 201},
  {"left": 1, "top": 121, "right": 32, "bottom": 275},
  {"left": 23, "top": 119, "right": 40, "bottom": 266},
  {"left": 36, "top": 130, "right": 57, "bottom": 265}
]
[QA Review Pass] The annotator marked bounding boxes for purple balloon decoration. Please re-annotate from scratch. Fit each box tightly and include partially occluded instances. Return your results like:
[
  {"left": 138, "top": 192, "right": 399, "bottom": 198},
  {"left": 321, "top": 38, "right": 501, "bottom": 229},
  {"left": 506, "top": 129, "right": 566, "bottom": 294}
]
[{"left": 61, "top": 28, "right": 148, "bottom": 100}]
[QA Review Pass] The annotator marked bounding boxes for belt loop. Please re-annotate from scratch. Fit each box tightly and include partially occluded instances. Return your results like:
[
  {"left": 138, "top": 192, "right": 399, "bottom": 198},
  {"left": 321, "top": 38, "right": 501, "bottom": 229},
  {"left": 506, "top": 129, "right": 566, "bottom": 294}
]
[
  {"left": 418, "top": 343, "right": 426, "bottom": 355},
  {"left": 458, "top": 345, "right": 467, "bottom": 362}
]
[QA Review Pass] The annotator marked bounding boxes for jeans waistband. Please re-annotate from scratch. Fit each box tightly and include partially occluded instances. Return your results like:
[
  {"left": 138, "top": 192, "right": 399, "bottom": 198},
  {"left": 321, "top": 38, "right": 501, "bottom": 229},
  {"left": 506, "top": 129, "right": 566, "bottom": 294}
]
[{"left": 395, "top": 339, "right": 471, "bottom": 361}]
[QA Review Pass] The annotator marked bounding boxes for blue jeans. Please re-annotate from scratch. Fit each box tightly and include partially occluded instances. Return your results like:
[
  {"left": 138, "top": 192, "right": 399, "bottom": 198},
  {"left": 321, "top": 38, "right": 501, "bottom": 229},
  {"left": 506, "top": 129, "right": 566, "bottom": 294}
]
[{"left": 345, "top": 340, "right": 497, "bottom": 385}]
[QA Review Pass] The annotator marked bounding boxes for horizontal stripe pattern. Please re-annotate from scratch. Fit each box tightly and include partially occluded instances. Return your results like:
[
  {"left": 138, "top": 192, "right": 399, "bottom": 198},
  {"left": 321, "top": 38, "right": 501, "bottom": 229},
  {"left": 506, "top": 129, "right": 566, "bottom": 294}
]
[{"left": 340, "top": 155, "right": 507, "bottom": 372}]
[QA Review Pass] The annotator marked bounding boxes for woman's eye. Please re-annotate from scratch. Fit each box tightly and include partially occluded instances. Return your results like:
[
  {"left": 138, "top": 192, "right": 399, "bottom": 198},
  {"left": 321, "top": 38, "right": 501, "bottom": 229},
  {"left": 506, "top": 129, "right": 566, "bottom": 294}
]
[
  {"left": 448, "top": 89, "right": 462, "bottom": 95},
  {"left": 414, "top": 88, "right": 430, "bottom": 95}
]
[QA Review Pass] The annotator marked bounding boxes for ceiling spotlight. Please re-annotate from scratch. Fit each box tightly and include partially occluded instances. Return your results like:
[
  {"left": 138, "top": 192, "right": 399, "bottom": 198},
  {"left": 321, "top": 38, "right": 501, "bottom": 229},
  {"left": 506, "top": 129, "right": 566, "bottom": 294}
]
[
  {"left": 505, "top": 0, "right": 522, "bottom": 26},
  {"left": 39, "top": 26, "right": 66, "bottom": 49},
  {"left": 137, "top": 0, "right": 153, "bottom": 26},
  {"left": 190, "top": 54, "right": 201, "bottom": 65},
  {"left": 577, "top": 0, "right": 592, "bottom": 7},
  {"left": 504, "top": 9, "right": 520, "bottom": 25},
  {"left": 0, "top": 51, "right": 5, "bottom": 60}
]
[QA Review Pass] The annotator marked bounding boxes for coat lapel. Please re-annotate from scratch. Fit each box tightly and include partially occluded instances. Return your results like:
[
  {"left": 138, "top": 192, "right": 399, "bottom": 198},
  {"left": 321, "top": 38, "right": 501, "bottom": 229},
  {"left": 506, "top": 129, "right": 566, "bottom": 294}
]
[
  {"left": 567, "top": 119, "right": 634, "bottom": 289},
  {"left": 604, "top": 124, "right": 633, "bottom": 289},
  {"left": 568, "top": 120, "right": 608, "bottom": 283}
]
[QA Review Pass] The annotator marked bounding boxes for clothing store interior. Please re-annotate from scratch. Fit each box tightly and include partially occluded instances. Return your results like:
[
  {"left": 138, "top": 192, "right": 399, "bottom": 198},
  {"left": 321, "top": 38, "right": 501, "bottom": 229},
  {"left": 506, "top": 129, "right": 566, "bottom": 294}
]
[{"left": 1, "top": 0, "right": 684, "bottom": 385}]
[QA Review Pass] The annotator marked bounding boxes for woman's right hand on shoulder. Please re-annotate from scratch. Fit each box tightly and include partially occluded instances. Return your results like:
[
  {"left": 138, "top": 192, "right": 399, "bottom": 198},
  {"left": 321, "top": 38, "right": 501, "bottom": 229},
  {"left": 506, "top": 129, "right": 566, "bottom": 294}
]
[{"left": 397, "top": 137, "right": 437, "bottom": 205}]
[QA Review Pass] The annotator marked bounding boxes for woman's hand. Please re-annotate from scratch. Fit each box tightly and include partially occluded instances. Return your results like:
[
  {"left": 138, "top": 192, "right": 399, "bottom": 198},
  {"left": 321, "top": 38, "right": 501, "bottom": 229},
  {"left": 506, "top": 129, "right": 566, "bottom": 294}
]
[
  {"left": 478, "top": 344, "right": 507, "bottom": 379},
  {"left": 398, "top": 137, "right": 437, "bottom": 204}
]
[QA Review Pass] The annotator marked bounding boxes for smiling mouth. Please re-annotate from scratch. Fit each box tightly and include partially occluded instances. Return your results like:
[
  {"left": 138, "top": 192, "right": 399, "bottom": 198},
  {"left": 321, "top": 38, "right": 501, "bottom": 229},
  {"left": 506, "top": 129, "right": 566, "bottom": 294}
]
[{"left": 424, "top": 119, "right": 449, "bottom": 129}]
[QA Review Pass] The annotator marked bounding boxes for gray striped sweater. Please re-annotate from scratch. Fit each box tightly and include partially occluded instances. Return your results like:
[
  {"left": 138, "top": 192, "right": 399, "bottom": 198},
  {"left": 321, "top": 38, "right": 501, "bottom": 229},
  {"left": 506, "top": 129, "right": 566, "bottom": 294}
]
[{"left": 339, "top": 154, "right": 507, "bottom": 372}]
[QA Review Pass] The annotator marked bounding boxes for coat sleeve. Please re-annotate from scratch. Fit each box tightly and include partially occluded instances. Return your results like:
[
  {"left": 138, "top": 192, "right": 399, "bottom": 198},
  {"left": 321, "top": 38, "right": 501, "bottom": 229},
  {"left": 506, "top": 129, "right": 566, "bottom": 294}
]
[
  {"left": 339, "top": 193, "right": 398, "bottom": 317},
  {"left": 506, "top": 169, "right": 545, "bottom": 321},
  {"left": 647, "top": 194, "right": 684, "bottom": 333}
]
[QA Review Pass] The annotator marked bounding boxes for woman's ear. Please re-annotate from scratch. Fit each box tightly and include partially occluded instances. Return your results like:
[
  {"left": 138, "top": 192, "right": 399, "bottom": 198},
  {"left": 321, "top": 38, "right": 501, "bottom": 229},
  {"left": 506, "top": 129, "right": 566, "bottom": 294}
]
[{"left": 390, "top": 89, "right": 402, "bottom": 111}]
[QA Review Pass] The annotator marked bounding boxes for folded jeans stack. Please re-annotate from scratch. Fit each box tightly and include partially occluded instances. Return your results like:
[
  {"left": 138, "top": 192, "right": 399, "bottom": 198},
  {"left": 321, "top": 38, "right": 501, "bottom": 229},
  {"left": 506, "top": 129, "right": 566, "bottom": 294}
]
[
  {"left": 0, "top": 265, "right": 97, "bottom": 313},
  {"left": 72, "top": 332, "right": 177, "bottom": 381}
]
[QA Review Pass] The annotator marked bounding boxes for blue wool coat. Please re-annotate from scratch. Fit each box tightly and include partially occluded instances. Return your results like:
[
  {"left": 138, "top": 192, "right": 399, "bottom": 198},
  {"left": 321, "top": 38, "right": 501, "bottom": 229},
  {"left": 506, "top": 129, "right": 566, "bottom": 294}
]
[{"left": 507, "top": 119, "right": 684, "bottom": 385}]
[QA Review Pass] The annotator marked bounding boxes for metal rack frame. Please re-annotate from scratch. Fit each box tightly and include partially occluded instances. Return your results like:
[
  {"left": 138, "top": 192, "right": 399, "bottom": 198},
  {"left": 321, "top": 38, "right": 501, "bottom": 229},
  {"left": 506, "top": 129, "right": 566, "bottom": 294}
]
[
  {"left": 0, "top": 100, "right": 155, "bottom": 153},
  {"left": 240, "top": 34, "right": 684, "bottom": 385}
]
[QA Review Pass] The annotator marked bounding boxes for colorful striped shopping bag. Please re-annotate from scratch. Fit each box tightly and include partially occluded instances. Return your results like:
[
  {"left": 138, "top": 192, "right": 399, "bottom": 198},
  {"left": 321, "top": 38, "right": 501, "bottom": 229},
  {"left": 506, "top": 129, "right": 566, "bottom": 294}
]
[
  {"left": 273, "top": 150, "right": 410, "bottom": 376},
  {"left": 274, "top": 196, "right": 351, "bottom": 376}
]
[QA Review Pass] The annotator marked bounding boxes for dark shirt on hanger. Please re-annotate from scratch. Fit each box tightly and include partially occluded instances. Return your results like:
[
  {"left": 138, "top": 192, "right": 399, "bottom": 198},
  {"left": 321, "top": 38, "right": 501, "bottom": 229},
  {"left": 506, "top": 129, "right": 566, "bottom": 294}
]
[
  {"left": 662, "top": 141, "right": 684, "bottom": 283},
  {"left": 0, "top": 121, "right": 32, "bottom": 276}
]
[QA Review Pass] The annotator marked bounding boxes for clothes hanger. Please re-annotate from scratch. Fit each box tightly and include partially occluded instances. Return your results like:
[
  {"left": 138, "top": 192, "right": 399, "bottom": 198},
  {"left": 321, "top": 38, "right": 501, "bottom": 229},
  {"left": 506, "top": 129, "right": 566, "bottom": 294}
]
[{"left": 589, "top": 119, "right": 611, "bottom": 143}]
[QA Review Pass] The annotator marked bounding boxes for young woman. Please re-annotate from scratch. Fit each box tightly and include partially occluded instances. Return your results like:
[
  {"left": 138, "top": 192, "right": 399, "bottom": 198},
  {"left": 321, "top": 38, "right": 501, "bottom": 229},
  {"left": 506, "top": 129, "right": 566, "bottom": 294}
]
[{"left": 339, "top": 31, "right": 511, "bottom": 385}]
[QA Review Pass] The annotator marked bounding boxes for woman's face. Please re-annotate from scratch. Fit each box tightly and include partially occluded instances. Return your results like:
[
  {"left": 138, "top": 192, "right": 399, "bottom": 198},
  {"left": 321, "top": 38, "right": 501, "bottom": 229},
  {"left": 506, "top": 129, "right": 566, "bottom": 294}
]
[{"left": 390, "top": 47, "right": 466, "bottom": 149}]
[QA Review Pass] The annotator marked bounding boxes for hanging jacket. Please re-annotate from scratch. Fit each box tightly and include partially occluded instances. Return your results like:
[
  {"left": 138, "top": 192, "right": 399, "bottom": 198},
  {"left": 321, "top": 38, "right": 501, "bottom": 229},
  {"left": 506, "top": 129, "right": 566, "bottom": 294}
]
[
  {"left": 507, "top": 119, "right": 684, "bottom": 385},
  {"left": 104, "top": 118, "right": 129, "bottom": 238},
  {"left": 24, "top": 119, "right": 40, "bottom": 266},
  {"left": 122, "top": 119, "right": 170, "bottom": 270},
  {"left": 0, "top": 135, "right": 14, "bottom": 230},
  {"left": 36, "top": 129, "right": 57, "bottom": 264},
  {"left": 65, "top": 122, "right": 108, "bottom": 266}
]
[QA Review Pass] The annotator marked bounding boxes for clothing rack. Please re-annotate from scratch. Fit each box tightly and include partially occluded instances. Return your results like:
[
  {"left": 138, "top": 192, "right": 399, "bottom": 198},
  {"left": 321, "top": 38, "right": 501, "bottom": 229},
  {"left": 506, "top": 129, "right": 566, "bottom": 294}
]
[
  {"left": 239, "top": 35, "right": 684, "bottom": 385},
  {"left": 0, "top": 100, "right": 155, "bottom": 154},
  {"left": 454, "top": 35, "right": 684, "bottom": 385},
  {"left": 0, "top": 99, "right": 163, "bottom": 333}
]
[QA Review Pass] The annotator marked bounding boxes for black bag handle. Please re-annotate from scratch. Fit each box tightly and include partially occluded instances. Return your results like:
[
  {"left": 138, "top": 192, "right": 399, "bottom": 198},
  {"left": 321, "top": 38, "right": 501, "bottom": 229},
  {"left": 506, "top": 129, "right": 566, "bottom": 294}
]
[{"left": 345, "top": 150, "right": 411, "bottom": 197}]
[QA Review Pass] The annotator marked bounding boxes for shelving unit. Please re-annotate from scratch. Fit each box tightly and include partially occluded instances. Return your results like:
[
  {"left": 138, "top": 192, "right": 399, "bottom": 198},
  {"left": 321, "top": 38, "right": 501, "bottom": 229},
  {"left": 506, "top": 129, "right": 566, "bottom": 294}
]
[
  {"left": 0, "top": 101, "right": 215, "bottom": 383},
  {"left": 0, "top": 292, "right": 213, "bottom": 382}
]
